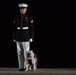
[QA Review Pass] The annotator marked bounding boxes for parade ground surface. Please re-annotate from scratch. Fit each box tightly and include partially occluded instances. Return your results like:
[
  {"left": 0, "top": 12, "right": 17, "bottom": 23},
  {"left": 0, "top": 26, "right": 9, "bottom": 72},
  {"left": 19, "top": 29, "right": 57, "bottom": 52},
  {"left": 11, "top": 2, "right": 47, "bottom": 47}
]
[{"left": 0, "top": 67, "right": 76, "bottom": 75}]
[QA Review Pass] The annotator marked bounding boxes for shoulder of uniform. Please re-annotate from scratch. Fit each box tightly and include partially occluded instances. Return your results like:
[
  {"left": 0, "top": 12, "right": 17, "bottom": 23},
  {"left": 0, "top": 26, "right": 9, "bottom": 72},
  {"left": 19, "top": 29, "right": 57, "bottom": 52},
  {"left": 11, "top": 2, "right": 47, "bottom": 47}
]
[
  {"left": 26, "top": 14, "right": 33, "bottom": 20},
  {"left": 29, "top": 14, "right": 33, "bottom": 19}
]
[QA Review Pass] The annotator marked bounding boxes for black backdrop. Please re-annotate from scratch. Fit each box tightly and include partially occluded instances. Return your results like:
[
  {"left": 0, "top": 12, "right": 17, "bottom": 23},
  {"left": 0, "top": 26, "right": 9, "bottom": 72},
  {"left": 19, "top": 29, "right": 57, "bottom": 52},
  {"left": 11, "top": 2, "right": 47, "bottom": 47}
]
[{"left": 0, "top": 0, "right": 76, "bottom": 68}]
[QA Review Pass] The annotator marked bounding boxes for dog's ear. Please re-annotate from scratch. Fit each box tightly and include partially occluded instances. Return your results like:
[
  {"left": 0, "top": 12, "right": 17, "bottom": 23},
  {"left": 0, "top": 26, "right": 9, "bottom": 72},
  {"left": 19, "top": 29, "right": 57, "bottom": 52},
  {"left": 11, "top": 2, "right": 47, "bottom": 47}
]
[{"left": 30, "top": 50, "right": 33, "bottom": 52}]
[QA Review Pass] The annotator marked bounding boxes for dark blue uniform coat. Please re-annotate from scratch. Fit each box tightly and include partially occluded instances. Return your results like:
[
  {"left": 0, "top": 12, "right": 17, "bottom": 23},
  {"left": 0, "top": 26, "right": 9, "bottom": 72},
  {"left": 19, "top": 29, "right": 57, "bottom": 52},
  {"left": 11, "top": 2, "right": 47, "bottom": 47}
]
[{"left": 13, "top": 14, "right": 34, "bottom": 42}]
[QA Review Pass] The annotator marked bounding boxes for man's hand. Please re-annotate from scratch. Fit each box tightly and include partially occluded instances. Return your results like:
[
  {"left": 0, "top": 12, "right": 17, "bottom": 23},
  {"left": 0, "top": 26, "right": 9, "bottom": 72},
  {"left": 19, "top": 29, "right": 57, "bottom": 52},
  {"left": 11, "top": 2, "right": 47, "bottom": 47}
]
[
  {"left": 29, "top": 38, "right": 33, "bottom": 42},
  {"left": 13, "top": 39, "right": 16, "bottom": 42}
]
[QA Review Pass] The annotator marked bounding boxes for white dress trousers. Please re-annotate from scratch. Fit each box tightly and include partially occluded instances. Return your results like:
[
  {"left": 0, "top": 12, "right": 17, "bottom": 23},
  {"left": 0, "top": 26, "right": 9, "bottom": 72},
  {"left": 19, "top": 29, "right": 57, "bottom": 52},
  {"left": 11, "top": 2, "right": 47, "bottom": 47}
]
[{"left": 16, "top": 42, "right": 30, "bottom": 69}]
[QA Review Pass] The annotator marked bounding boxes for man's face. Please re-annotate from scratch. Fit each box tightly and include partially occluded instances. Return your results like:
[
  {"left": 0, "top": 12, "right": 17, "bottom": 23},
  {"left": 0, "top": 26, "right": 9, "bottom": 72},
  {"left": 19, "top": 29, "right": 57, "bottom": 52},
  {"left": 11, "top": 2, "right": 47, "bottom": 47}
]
[{"left": 20, "top": 8, "right": 27, "bottom": 14}]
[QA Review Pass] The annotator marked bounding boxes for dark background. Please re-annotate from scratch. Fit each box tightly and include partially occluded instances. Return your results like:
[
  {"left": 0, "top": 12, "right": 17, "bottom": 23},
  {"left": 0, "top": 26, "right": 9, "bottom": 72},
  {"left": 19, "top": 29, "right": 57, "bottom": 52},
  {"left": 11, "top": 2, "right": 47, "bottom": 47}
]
[{"left": 0, "top": 0, "right": 76, "bottom": 68}]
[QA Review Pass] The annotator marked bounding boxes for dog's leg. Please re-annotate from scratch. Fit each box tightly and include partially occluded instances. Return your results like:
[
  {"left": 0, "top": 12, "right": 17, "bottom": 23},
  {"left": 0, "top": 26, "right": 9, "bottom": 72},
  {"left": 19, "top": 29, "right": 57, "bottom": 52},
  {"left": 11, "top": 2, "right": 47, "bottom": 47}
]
[
  {"left": 34, "top": 60, "right": 38, "bottom": 71},
  {"left": 29, "top": 64, "right": 32, "bottom": 70},
  {"left": 25, "top": 64, "right": 29, "bottom": 71},
  {"left": 33, "top": 64, "right": 36, "bottom": 71},
  {"left": 32, "top": 59, "right": 37, "bottom": 71},
  {"left": 35, "top": 61, "right": 38, "bottom": 71},
  {"left": 25, "top": 59, "right": 29, "bottom": 71}
]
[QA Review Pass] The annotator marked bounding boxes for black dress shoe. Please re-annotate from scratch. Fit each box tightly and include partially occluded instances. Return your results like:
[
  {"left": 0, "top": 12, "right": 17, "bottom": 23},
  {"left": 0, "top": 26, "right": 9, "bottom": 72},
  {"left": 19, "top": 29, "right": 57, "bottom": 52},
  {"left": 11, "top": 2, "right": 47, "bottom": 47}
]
[{"left": 19, "top": 68, "right": 25, "bottom": 71}]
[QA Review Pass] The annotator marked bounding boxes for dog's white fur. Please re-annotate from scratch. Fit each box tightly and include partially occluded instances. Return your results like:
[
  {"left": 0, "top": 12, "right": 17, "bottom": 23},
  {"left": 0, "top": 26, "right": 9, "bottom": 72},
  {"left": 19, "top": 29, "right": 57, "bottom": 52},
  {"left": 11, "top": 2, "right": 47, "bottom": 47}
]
[{"left": 25, "top": 50, "right": 38, "bottom": 71}]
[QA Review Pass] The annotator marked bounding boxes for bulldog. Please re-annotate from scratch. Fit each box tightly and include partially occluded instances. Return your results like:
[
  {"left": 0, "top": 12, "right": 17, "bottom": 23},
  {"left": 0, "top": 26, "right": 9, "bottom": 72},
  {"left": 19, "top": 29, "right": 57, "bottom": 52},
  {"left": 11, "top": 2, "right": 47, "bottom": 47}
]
[{"left": 25, "top": 50, "right": 38, "bottom": 71}]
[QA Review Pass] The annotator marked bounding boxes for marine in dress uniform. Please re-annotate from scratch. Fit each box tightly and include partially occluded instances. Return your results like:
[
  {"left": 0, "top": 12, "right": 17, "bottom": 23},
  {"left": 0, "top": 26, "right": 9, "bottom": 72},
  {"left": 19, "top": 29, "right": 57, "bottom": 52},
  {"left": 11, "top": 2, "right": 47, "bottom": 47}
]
[{"left": 13, "top": 3, "right": 34, "bottom": 71}]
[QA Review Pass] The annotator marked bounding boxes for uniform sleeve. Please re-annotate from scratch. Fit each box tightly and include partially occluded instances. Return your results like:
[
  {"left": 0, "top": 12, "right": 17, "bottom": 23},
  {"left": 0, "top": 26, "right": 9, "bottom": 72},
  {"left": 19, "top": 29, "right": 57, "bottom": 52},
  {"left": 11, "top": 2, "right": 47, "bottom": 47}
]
[
  {"left": 13, "top": 17, "right": 17, "bottom": 40},
  {"left": 29, "top": 15, "right": 34, "bottom": 40}
]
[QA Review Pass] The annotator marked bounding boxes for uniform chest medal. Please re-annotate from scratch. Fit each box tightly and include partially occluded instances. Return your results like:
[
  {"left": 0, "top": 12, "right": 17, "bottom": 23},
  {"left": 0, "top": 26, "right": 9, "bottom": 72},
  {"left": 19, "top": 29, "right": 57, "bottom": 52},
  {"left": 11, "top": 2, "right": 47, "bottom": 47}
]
[{"left": 25, "top": 17, "right": 28, "bottom": 21}]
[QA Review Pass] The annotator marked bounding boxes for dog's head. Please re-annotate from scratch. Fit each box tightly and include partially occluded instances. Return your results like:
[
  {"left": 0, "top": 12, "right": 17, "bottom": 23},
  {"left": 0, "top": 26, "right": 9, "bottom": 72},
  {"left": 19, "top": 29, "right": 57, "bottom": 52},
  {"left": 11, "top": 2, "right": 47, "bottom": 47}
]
[
  {"left": 26, "top": 50, "right": 33, "bottom": 53},
  {"left": 26, "top": 50, "right": 34, "bottom": 58}
]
